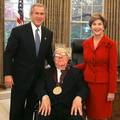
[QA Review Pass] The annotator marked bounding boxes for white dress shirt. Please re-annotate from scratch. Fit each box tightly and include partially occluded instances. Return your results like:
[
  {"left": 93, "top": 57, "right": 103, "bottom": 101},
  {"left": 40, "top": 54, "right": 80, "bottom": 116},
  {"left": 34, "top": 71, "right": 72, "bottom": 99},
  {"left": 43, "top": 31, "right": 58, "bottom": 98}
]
[
  {"left": 57, "top": 69, "right": 62, "bottom": 83},
  {"left": 31, "top": 22, "right": 41, "bottom": 42}
]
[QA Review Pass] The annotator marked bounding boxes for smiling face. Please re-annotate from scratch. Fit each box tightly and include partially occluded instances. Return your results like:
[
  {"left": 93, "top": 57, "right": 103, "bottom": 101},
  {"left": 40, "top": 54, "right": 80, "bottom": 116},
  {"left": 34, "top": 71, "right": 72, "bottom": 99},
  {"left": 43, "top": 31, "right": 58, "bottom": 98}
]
[
  {"left": 89, "top": 14, "right": 107, "bottom": 37},
  {"left": 91, "top": 19, "right": 104, "bottom": 36},
  {"left": 30, "top": 5, "right": 45, "bottom": 27}
]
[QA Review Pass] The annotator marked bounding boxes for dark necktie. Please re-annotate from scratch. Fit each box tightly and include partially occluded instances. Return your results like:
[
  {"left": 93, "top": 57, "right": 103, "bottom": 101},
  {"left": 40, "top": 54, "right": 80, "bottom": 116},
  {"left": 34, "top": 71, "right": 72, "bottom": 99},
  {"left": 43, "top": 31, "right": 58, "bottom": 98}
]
[
  {"left": 35, "top": 28, "right": 40, "bottom": 56},
  {"left": 59, "top": 69, "right": 68, "bottom": 84}
]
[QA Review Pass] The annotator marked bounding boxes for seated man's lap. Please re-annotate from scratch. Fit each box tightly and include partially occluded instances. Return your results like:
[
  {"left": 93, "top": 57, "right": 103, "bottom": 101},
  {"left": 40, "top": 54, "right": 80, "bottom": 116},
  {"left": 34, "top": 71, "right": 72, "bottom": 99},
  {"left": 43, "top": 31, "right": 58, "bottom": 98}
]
[
  {"left": 36, "top": 104, "right": 84, "bottom": 120},
  {"left": 37, "top": 115, "right": 83, "bottom": 120}
]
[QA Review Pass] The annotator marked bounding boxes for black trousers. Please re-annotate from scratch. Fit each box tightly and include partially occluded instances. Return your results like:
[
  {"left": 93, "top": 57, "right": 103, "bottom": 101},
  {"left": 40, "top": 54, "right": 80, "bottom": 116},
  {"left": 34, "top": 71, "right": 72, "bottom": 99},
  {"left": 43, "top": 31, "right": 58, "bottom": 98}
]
[
  {"left": 35, "top": 104, "right": 84, "bottom": 120},
  {"left": 10, "top": 86, "right": 37, "bottom": 120}
]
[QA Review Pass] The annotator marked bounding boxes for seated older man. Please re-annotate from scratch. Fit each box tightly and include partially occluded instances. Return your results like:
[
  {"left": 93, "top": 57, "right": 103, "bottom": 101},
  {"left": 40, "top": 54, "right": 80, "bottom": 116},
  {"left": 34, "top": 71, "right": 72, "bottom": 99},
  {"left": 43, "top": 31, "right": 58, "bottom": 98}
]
[{"left": 35, "top": 47, "right": 89, "bottom": 120}]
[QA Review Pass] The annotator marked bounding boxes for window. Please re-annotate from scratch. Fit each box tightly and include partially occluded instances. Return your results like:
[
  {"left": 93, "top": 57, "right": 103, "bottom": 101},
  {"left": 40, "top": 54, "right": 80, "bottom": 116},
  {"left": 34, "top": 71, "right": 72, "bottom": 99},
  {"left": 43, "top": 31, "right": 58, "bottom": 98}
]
[
  {"left": 4, "top": 0, "right": 37, "bottom": 46},
  {"left": 71, "top": 0, "right": 104, "bottom": 42}
]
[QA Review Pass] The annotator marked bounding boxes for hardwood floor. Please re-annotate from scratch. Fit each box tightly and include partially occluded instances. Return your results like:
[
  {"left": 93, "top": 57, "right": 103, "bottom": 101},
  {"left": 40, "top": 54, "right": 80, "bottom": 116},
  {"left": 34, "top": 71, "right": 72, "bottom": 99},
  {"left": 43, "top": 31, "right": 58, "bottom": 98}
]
[
  {"left": 0, "top": 99, "right": 10, "bottom": 120},
  {"left": 0, "top": 88, "right": 10, "bottom": 120}
]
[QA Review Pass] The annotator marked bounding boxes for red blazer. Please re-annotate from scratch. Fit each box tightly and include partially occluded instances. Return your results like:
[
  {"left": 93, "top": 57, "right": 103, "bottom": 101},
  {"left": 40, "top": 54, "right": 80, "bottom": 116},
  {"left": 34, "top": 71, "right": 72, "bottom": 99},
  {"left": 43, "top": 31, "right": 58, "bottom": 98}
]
[{"left": 76, "top": 35, "right": 118, "bottom": 93}]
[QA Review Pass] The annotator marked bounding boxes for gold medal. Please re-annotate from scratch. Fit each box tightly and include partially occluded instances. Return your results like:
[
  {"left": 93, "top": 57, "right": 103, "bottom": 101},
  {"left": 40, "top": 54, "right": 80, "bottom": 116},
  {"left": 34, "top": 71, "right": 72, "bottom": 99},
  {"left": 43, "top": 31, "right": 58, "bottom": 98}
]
[{"left": 53, "top": 86, "right": 62, "bottom": 95}]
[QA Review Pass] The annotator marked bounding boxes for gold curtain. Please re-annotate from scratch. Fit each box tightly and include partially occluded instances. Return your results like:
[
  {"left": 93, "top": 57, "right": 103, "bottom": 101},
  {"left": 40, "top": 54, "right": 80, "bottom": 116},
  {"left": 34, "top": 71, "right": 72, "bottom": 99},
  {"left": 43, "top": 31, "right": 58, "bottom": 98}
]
[
  {"left": 37, "top": 0, "right": 70, "bottom": 46},
  {"left": 104, "top": 0, "right": 120, "bottom": 65},
  {"left": 0, "top": 0, "right": 4, "bottom": 85}
]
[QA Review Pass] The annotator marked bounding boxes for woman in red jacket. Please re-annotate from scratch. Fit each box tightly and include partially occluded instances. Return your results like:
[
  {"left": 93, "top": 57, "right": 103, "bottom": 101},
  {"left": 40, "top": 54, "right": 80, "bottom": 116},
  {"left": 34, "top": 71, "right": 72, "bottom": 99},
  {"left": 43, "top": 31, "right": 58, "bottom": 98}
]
[{"left": 76, "top": 14, "right": 118, "bottom": 120}]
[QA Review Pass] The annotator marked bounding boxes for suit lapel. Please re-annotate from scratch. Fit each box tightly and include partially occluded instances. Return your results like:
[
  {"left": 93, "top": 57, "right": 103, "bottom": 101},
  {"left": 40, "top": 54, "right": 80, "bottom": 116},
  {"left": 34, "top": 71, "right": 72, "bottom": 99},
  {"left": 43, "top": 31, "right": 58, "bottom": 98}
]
[
  {"left": 89, "top": 36, "right": 105, "bottom": 51},
  {"left": 52, "top": 69, "right": 69, "bottom": 85},
  {"left": 25, "top": 23, "right": 36, "bottom": 58},
  {"left": 26, "top": 23, "right": 48, "bottom": 58},
  {"left": 40, "top": 27, "right": 46, "bottom": 50},
  {"left": 37, "top": 26, "right": 48, "bottom": 57},
  {"left": 94, "top": 35, "right": 107, "bottom": 50},
  {"left": 61, "top": 70, "right": 70, "bottom": 85},
  {"left": 86, "top": 37, "right": 95, "bottom": 52}
]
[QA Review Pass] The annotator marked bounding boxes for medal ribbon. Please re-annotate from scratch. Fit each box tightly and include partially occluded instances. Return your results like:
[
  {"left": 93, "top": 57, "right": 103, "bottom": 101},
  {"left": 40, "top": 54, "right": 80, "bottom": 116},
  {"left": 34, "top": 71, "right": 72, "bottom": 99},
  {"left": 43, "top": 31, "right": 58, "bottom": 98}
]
[{"left": 53, "top": 66, "right": 70, "bottom": 86}]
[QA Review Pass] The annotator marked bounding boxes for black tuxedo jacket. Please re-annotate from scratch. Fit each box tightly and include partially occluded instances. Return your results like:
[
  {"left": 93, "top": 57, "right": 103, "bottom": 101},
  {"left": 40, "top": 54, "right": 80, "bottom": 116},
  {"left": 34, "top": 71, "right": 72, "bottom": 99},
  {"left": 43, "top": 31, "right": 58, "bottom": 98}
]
[
  {"left": 4, "top": 22, "right": 54, "bottom": 90},
  {"left": 35, "top": 66, "right": 89, "bottom": 107}
]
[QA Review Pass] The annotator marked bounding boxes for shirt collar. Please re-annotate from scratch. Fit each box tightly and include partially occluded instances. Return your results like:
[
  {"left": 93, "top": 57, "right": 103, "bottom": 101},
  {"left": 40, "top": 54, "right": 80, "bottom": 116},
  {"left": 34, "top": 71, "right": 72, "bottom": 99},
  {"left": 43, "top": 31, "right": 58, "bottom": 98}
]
[
  {"left": 57, "top": 68, "right": 61, "bottom": 73},
  {"left": 31, "top": 22, "right": 41, "bottom": 31}
]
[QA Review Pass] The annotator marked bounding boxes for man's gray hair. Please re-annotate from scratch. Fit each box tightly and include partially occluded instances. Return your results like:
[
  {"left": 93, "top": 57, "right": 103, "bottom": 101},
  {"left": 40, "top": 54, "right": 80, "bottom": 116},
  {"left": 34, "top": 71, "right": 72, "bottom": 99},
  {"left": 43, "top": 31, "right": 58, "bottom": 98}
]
[
  {"left": 54, "top": 47, "right": 72, "bottom": 59},
  {"left": 30, "top": 3, "right": 46, "bottom": 15}
]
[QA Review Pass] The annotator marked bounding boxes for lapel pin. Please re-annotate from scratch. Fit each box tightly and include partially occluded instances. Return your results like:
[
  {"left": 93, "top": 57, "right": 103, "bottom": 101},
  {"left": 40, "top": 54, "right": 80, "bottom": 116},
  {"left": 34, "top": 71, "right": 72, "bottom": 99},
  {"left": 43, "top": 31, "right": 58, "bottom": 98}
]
[{"left": 44, "top": 37, "right": 47, "bottom": 40}]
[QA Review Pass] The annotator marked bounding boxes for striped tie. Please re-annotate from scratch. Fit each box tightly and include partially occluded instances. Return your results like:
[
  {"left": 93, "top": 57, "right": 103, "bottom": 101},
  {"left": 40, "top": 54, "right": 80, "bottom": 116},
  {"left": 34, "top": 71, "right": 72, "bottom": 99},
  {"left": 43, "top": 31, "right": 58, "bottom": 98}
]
[{"left": 35, "top": 28, "right": 40, "bottom": 56}]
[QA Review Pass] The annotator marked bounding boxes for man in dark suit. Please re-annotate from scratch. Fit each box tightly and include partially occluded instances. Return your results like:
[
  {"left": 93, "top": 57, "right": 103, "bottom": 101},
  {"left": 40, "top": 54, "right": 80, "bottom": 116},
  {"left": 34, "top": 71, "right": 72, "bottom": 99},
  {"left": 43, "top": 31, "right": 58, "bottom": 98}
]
[
  {"left": 35, "top": 47, "right": 89, "bottom": 120},
  {"left": 4, "top": 3, "right": 54, "bottom": 120}
]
